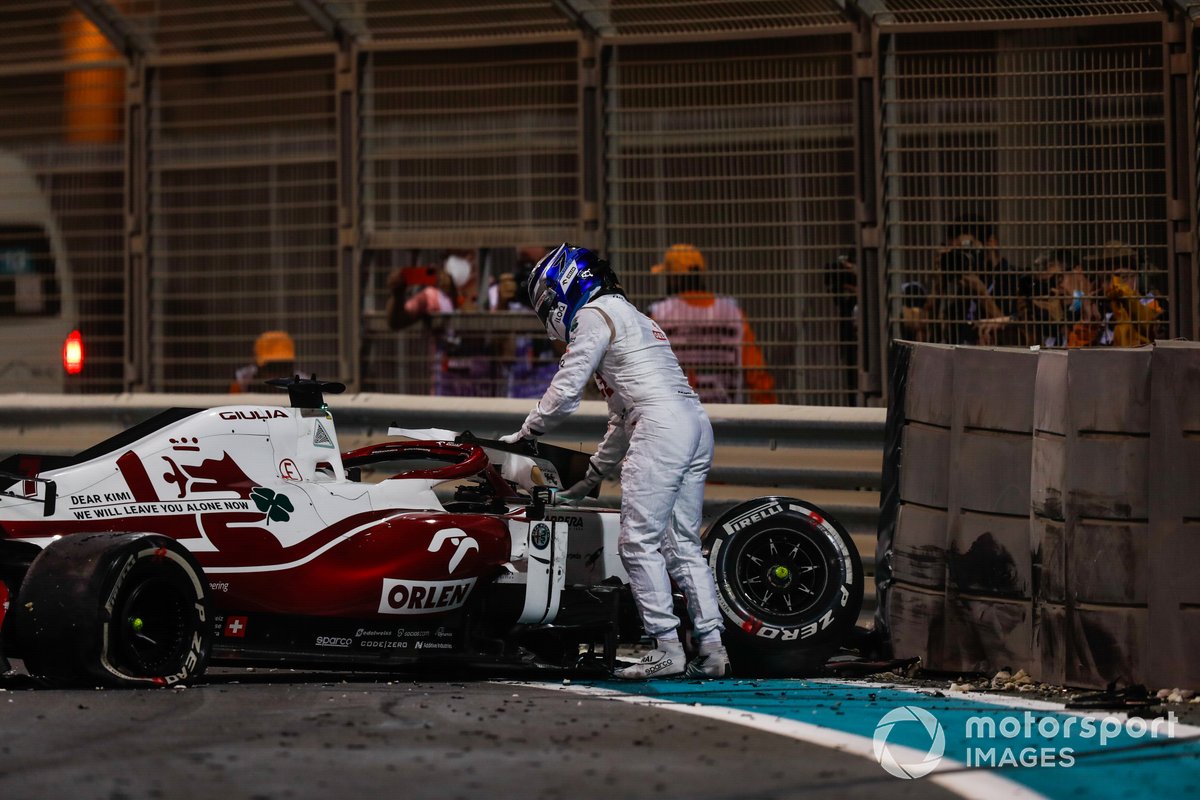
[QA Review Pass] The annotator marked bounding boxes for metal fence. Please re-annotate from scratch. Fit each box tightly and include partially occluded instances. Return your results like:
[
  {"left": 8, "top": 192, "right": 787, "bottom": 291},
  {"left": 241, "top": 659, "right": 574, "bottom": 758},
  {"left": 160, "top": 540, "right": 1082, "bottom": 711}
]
[
  {"left": 0, "top": 2, "right": 126, "bottom": 391},
  {"left": 358, "top": 41, "right": 583, "bottom": 396},
  {"left": 878, "top": 21, "right": 1171, "bottom": 350},
  {"left": 605, "top": 34, "right": 859, "bottom": 404},
  {"left": 0, "top": 0, "right": 1196, "bottom": 404},
  {"left": 147, "top": 55, "right": 341, "bottom": 391}
]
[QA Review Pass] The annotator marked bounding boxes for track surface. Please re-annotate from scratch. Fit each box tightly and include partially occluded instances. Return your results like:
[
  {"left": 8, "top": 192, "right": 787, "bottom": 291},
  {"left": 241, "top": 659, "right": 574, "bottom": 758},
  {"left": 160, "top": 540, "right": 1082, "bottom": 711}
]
[{"left": 1, "top": 670, "right": 1196, "bottom": 800}]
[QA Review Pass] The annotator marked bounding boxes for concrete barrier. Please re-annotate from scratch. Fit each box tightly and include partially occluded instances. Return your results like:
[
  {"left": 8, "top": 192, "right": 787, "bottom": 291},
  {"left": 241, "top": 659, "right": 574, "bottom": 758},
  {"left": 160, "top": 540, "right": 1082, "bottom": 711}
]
[
  {"left": 1147, "top": 342, "right": 1200, "bottom": 689},
  {"left": 881, "top": 341, "right": 1200, "bottom": 690}
]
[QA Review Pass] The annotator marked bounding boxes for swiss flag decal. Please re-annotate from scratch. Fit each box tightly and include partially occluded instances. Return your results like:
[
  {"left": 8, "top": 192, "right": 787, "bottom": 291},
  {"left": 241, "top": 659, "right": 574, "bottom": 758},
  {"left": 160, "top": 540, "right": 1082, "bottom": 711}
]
[{"left": 224, "top": 616, "right": 248, "bottom": 638}]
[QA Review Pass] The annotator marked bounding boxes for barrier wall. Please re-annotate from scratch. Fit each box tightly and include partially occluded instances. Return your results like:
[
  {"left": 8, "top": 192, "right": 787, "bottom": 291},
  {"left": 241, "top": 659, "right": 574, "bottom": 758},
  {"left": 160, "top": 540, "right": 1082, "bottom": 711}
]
[{"left": 880, "top": 341, "right": 1200, "bottom": 689}]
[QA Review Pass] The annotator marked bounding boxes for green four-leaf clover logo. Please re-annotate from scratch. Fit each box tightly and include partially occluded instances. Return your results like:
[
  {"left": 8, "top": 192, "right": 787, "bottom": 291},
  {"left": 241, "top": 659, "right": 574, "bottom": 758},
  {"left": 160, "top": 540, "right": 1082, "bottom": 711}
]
[{"left": 250, "top": 486, "right": 294, "bottom": 524}]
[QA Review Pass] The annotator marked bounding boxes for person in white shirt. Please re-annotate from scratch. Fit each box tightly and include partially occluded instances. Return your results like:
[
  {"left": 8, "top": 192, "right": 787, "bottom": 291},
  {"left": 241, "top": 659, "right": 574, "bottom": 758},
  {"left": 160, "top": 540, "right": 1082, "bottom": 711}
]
[{"left": 501, "top": 243, "right": 730, "bottom": 679}]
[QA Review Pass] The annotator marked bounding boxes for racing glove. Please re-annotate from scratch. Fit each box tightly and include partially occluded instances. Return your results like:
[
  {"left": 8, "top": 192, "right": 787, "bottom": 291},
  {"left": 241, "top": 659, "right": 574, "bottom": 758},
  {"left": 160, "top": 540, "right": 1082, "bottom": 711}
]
[
  {"left": 552, "top": 485, "right": 585, "bottom": 506},
  {"left": 555, "top": 465, "right": 603, "bottom": 505},
  {"left": 499, "top": 423, "right": 543, "bottom": 445}
]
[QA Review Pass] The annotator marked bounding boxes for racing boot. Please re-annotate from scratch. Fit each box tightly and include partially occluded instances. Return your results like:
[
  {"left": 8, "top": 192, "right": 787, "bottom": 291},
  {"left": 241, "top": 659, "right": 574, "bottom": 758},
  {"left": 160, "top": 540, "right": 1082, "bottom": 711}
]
[
  {"left": 613, "top": 638, "right": 685, "bottom": 680},
  {"left": 684, "top": 639, "right": 732, "bottom": 679}
]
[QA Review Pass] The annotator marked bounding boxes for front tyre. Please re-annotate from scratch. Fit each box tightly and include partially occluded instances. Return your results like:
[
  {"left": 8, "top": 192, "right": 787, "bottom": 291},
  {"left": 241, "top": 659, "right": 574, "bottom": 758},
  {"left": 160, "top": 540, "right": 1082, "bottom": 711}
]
[
  {"left": 706, "top": 497, "right": 862, "bottom": 676},
  {"left": 14, "top": 533, "right": 210, "bottom": 688}
]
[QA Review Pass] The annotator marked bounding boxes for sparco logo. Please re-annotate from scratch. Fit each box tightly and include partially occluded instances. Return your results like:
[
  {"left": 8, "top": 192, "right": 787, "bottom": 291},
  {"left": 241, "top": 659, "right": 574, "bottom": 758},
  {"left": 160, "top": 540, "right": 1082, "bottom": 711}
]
[
  {"left": 378, "top": 577, "right": 477, "bottom": 615},
  {"left": 315, "top": 636, "right": 352, "bottom": 648},
  {"left": 722, "top": 502, "right": 783, "bottom": 534},
  {"left": 645, "top": 656, "right": 675, "bottom": 676}
]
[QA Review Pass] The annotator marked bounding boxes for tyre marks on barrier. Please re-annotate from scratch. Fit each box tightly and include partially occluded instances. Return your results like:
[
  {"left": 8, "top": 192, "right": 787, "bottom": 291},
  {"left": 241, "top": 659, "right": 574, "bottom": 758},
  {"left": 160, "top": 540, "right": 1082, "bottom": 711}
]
[{"left": 527, "top": 679, "right": 1200, "bottom": 800}]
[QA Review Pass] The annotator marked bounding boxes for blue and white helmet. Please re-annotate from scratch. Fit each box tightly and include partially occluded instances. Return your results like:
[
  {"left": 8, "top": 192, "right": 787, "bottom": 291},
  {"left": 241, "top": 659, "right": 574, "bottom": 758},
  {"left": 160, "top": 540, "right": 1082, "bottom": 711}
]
[{"left": 527, "top": 243, "right": 622, "bottom": 341}]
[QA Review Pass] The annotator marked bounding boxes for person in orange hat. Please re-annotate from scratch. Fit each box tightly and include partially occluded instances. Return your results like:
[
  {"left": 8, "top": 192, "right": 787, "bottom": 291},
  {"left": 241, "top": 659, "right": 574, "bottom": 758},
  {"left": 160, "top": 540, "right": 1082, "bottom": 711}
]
[
  {"left": 647, "top": 244, "right": 777, "bottom": 404},
  {"left": 230, "top": 330, "right": 299, "bottom": 393}
]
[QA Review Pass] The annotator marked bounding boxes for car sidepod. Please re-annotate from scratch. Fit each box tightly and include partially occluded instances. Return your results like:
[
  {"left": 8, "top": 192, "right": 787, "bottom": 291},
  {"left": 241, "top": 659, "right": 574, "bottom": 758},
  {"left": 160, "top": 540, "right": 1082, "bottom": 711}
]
[{"left": 204, "top": 512, "right": 514, "bottom": 665}]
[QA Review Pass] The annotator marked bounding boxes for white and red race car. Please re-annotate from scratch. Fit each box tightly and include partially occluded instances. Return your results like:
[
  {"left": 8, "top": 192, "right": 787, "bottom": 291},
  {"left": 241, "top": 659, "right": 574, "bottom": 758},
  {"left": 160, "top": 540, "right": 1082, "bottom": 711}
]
[{"left": 0, "top": 378, "right": 862, "bottom": 686}]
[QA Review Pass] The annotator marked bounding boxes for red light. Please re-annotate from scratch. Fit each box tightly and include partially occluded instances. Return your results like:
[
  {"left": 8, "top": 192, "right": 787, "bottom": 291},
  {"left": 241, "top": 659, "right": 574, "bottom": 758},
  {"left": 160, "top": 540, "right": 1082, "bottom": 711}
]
[{"left": 63, "top": 329, "right": 84, "bottom": 375}]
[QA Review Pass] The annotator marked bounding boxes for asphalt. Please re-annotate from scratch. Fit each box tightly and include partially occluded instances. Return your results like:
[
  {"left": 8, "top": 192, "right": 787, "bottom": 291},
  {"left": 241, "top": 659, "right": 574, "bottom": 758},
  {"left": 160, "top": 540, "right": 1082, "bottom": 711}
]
[
  {"left": 0, "top": 669, "right": 957, "bottom": 800},
  {"left": 4, "top": 666, "right": 1199, "bottom": 800}
]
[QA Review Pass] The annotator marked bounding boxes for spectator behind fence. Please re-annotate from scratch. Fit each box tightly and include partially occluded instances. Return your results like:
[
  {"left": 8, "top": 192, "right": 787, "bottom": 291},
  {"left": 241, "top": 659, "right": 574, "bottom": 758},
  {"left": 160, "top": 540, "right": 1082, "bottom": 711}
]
[
  {"left": 825, "top": 255, "right": 859, "bottom": 389},
  {"left": 1020, "top": 251, "right": 1069, "bottom": 347},
  {"left": 979, "top": 221, "right": 1020, "bottom": 321},
  {"left": 1058, "top": 253, "right": 1103, "bottom": 347},
  {"left": 899, "top": 281, "right": 932, "bottom": 342},
  {"left": 1091, "top": 240, "right": 1165, "bottom": 347},
  {"left": 489, "top": 246, "right": 561, "bottom": 398},
  {"left": 386, "top": 250, "right": 496, "bottom": 396},
  {"left": 647, "top": 244, "right": 776, "bottom": 404},
  {"left": 934, "top": 225, "right": 1011, "bottom": 346},
  {"left": 1019, "top": 249, "right": 1102, "bottom": 348},
  {"left": 230, "top": 330, "right": 301, "bottom": 393}
]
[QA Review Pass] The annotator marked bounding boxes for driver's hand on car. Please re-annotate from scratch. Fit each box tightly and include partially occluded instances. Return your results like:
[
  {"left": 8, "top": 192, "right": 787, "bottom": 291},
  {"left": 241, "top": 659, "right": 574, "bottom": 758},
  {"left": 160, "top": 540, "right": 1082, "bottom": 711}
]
[
  {"left": 552, "top": 486, "right": 584, "bottom": 506},
  {"left": 499, "top": 430, "right": 532, "bottom": 445},
  {"left": 554, "top": 476, "right": 599, "bottom": 506}
]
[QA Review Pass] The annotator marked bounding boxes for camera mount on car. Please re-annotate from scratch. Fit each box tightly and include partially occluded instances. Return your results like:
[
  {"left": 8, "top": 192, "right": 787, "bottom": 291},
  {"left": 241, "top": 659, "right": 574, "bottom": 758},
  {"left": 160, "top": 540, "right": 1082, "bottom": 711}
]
[
  {"left": 265, "top": 375, "right": 346, "bottom": 409},
  {"left": 527, "top": 485, "right": 554, "bottom": 520}
]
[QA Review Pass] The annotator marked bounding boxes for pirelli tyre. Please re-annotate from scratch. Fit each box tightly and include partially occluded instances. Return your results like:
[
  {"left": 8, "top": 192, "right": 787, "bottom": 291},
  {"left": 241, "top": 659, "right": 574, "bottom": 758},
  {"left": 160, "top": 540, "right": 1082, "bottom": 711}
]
[
  {"left": 13, "top": 532, "right": 210, "bottom": 687},
  {"left": 705, "top": 497, "right": 862, "bottom": 676}
]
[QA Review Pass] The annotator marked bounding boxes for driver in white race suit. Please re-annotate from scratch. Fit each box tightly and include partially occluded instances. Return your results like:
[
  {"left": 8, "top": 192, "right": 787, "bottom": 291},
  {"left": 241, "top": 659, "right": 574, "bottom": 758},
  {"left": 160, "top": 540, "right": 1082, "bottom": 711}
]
[{"left": 501, "top": 243, "right": 730, "bottom": 679}]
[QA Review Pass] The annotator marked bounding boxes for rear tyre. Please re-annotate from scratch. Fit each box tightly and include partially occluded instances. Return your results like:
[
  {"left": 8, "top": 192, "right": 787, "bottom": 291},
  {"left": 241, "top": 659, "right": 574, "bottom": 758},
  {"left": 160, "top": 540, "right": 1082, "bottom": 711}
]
[
  {"left": 705, "top": 497, "right": 862, "bottom": 676},
  {"left": 14, "top": 533, "right": 210, "bottom": 687}
]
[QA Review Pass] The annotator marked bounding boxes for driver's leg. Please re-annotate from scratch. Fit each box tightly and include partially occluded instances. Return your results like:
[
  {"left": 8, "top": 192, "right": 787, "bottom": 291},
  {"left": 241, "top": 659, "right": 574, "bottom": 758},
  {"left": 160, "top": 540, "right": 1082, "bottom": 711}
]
[
  {"left": 615, "top": 411, "right": 689, "bottom": 678},
  {"left": 663, "top": 414, "right": 722, "bottom": 639},
  {"left": 662, "top": 410, "right": 730, "bottom": 678}
]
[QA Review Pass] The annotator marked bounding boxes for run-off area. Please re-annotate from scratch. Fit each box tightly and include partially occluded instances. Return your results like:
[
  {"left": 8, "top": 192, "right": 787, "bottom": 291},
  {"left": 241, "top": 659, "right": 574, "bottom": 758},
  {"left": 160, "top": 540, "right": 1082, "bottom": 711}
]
[{"left": 1, "top": 672, "right": 1197, "bottom": 800}]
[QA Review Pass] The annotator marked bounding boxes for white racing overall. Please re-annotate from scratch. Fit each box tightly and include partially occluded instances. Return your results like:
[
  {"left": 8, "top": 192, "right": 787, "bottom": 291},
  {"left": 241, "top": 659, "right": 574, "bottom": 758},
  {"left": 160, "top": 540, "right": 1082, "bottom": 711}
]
[{"left": 518, "top": 293, "right": 724, "bottom": 638}]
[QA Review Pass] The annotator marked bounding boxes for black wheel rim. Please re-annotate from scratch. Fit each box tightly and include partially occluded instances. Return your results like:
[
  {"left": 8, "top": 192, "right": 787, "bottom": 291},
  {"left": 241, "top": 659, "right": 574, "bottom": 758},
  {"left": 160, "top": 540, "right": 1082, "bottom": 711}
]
[
  {"left": 732, "top": 527, "right": 831, "bottom": 622},
  {"left": 111, "top": 575, "right": 192, "bottom": 676}
]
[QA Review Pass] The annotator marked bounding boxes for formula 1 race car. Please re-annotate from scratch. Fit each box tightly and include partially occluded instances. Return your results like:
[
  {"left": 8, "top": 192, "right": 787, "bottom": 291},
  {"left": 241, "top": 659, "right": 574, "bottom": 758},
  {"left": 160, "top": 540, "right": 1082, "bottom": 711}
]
[{"left": 0, "top": 378, "right": 862, "bottom": 687}]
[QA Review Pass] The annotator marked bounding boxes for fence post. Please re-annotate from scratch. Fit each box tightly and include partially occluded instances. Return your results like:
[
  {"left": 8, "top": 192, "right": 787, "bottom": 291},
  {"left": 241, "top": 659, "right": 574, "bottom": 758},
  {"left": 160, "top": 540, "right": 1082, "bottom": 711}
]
[
  {"left": 336, "top": 42, "right": 360, "bottom": 391},
  {"left": 124, "top": 56, "right": 149, "bottom": 391},
  {"left": 854, "top": 12, "right": 883, "bottom": 403},
  {"left": 1164, "top": 13, "right": 1194, "bottom": 340}
]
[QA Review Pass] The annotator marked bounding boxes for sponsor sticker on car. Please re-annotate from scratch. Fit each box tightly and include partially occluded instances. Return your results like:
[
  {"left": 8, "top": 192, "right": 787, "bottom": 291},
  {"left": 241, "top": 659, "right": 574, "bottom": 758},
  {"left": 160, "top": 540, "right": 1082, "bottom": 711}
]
[
  {"left": 378, "top": 577, "right": 477, "bottom": 615},
  {"left": 530, "top": 522, "right": 551, "bottom": 550}
]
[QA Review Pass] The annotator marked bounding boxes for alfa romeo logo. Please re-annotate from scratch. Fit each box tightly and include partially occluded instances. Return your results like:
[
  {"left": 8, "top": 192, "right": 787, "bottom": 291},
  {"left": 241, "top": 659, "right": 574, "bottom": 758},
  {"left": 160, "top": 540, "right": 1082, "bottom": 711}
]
[
  {"left": 531, "top": 523, "right": 551, "bottom": 549},
  {"left": 873, "top": 706, "right": 945, "bottom": 779}
]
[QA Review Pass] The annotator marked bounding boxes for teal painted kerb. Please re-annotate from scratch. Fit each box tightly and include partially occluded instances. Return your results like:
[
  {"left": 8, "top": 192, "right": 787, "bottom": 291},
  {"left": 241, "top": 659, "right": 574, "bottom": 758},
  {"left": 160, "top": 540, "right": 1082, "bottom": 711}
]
[{"left": 588, "top": 680, "right": 1200, "bottom": 800}]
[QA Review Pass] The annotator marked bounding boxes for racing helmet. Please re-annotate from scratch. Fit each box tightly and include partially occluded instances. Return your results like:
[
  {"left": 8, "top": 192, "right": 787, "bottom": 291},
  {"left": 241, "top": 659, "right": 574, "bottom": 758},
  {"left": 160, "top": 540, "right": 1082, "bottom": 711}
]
[{"left": 527, "top": 243, "right": 622, "bottom": 341}]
